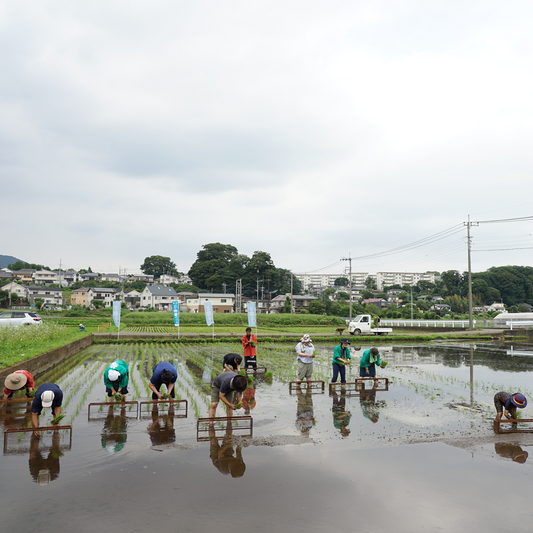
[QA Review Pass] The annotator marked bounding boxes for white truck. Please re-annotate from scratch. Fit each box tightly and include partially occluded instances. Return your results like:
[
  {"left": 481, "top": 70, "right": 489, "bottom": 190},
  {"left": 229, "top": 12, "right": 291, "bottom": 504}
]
[{"left": 347, "top": 314, "right": 393, "bottom": 336}]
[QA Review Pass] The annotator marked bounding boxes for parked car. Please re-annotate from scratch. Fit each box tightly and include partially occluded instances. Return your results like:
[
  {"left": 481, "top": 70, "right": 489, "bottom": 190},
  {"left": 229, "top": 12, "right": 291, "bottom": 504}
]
[{"left": 0, "top": 311, "right": 43, "bottom": 327}]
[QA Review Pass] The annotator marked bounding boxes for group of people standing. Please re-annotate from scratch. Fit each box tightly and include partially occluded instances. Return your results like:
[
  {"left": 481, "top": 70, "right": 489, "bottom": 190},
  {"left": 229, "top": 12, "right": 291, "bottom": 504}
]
[{"left": 294, "top": 336, "right": 383, "bottom": 386}]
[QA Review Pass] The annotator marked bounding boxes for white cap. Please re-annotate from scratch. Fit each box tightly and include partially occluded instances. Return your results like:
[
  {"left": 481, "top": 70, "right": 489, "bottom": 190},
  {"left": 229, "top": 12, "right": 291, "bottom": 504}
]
[
  {"left": 41, "top": 390, "right": 55, "bottom": 408},
  {"left": 108, "top": 369, "right": 120, "bottom": 382}
]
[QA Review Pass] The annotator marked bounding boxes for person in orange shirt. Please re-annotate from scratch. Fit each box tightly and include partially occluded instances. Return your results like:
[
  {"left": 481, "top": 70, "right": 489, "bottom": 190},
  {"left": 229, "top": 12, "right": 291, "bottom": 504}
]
[{"left": 242, "top": 327, "right": 257, "bottom": 369}]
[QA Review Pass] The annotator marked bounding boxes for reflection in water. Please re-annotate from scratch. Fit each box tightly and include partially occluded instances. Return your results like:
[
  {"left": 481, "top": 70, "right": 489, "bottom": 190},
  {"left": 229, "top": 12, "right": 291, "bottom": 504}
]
[
  {"left": 29, "top": 431, "right": 61, "bottom": 485},
  {"left": 101, "top": 405, "right": 128, "bottom": 454},
  {"left": 295, "top": 389, "right": 315, "bottom": 435},
  {"left": 359, "top": 383, "right": 386, "bottom": 424},
  {"left": 331, "top": 391, "right": 351, "bottom": 437},
  {"left": 147, "top": 404, "right": 176, "bottom": 447},
  {"left": 209, "top": 424, "right": 246, "bottom": 477},
  {"left": 1, "top": 402, "right": 32, "bottom": 430},
  {"left": 494, "top": 443, "right": 529, "bottom": 464},
  {"left": 242, "top": 386, "right": 256, "bottom": 415}
]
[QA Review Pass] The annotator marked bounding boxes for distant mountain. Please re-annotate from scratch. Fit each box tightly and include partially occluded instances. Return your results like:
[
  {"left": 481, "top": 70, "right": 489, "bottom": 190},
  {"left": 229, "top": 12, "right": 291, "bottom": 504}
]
[{"left": 0, "top": 255, "right": 24, "bottom": 268}]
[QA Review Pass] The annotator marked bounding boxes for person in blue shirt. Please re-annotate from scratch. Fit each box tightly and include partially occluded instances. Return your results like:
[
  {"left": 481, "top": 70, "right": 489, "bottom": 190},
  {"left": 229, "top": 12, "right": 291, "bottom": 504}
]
[
  {"left": 31, "top": 383, "right": 63, "bottom": 436},
  {"left": 149, "top": 362, "right": 178, "bottom": 400}
]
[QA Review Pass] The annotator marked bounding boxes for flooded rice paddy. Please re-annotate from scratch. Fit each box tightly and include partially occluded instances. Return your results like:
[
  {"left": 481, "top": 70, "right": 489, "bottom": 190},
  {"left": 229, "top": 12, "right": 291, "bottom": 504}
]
[{"left": 2, "top": 341, "right": 533, "bottom": 532}]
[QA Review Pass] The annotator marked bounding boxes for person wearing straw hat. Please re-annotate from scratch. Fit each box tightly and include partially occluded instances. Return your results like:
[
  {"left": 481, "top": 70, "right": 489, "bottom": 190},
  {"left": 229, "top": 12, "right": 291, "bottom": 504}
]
[
  {"left": 31, "top": 383, "right": 63, "bottom": 436},
  {"left": 3, "top": 370, "right": 35, "bottom": 400},
  {"left": 295, "top": 334, "right": 315, "bottom": 386},
  {"left": 494, "top": 391, "right": 527, "bottom": 421},
  {"left": 103, "top": 360, "right": 129, "bottom": 400},
  {"left": 331, "top": 338, "right": 352, "bottom": 384}
]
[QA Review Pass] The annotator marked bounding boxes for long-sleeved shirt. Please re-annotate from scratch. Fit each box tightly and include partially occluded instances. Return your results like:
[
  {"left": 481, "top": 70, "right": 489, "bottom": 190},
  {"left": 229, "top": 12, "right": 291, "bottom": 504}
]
[
  {"left": 359, "top": 349, "right": 381, "bottom": 369},
  {"left": 242, "top": 334, "right": 257, "bottom": 357},
  {"left": 332, "top": 345, "right": 351, "bottom": 365}
]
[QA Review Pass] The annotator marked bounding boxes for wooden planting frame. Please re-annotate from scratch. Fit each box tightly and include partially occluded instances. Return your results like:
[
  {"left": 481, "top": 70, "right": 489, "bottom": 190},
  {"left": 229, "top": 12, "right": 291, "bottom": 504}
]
[
  {"left": 329, "top": 377, "right": 389, "bottom": 394},
  {"left": 196, "top": 415, "right": 253, "bottom": 441},
  {"left": 289, "top": 380, "right": 326, "bottom": 394},
  {"left": 87, "top": 401, "right": 139, "bottom": 420},
  {"left": 3, "top": 425, "right": 72, "bottom": 454},
  {"left": 139, "top": 399, "right": 188, "bottom": 419},
  {"left": 494, "top": 418, "right": 533, "bottom": 434}
]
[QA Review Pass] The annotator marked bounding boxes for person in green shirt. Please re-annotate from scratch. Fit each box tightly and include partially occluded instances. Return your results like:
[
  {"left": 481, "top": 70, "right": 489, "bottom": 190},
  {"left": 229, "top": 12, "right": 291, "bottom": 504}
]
[
  {"left": 104, "top": 360, "right": 129, "bottom": 400},
  {"left": 359, "top": 347, "right": 381, "bottom": 378},
  {"left": 331, "top": 338, "right": 352, "bottom": 384}
]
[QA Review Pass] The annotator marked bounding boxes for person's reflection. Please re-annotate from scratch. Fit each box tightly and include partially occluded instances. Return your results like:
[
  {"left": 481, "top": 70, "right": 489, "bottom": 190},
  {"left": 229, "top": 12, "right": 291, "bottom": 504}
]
[
  {"left": 331, "top": 390, "right": 351, "bottom": 437},
  {"left": 209, "top": 422, "right": 246, "bottom": 477},
  {"left": 28, "top": 431, "right": 61, "bottom": 485},
  {"left": 147, "top": 404, "right": 176, "bottom": 447},
  {"left": 495, "top": 443, "right": 529, "bottom": 464},
  {"left": 242, "top": 385, "right": 256, "bottom": 415},
  {"left": 295, "top": 388, "right": 315, "bottom": 435},
  {"left": 101, "top": 404, "right": 127, "bottom": 454},
  {"left": 359, "top": 381, "right": 381, "bottom": 423}
]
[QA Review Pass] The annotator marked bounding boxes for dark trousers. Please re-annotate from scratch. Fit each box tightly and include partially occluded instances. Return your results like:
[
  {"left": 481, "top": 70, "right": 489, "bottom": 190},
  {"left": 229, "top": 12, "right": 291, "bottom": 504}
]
[
  {"left": 331, "top": 363, "right": 346, "bottom": 383},
  {"left": 360, "top": 363, "right": 376, "bottom": 377},
  {"left": 244, "top": 356, "right": 257, "bottom": 369},
  {"left": 151, "top": 381, "right": 176, "bottom": 400}
]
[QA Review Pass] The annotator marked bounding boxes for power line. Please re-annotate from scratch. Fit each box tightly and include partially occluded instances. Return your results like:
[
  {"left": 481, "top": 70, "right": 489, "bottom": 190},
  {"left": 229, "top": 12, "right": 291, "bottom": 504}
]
[{"left": 475, "top": 215, "right": 533, "bottom": 224}]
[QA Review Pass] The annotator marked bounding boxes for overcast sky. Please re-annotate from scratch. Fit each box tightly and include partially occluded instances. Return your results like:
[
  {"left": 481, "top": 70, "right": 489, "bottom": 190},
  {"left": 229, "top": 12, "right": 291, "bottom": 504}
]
[{"left": 2, "top": 0, "right": 533, "bottom": 277}]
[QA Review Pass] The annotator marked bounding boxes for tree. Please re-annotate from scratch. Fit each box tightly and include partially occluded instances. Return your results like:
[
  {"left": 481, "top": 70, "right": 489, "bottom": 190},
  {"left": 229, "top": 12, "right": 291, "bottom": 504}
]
[
  {"left": 365, "top": 277, "right": 377, "bottom": 290},
  {"left": 141, "top": 255, "right": 177, "bottom": 278},
  {"left": 283, "top": 296, "right": 291, "bottom": 313},
  {"left": 34, "top": 298, "right": 45, "bottom": 309},
  {"left": 10, "top": 293, "right": 19, "bottom": 304},
  {"left": 92, "top": 300, "right": 105, "bottom": 309},
  {"left": 334, "top": 277, "right": 349, "bottom": 287},
  {"left": 188, "top": 243, "right": 240, "bottom": 291},
  {"left": 336, "top": 291, "right": 350, "bottom": 302},
  {"left": 308, "top": 300, "right": 325, "bottom": 314},
  {"left": 362, "top": 290, "right": 374, "bottom": 299},
  {"left": 7, "top": 261, "right": 50, "bottom": 271}
]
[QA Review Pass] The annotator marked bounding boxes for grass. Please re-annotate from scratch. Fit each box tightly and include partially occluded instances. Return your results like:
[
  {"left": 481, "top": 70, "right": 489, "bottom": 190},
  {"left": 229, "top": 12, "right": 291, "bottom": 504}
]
[{"left": 0, "top": 322, "right": 92, "bottom": 368}]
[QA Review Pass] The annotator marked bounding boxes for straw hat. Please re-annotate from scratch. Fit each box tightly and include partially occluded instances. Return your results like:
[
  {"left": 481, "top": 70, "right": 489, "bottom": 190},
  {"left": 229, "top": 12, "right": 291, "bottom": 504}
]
[{"left": 5, "top": 372, "right": 28, "bottom": 391}]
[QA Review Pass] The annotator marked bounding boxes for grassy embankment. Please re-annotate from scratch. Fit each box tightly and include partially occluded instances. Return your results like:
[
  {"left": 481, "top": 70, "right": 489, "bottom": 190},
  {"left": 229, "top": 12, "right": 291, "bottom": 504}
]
[{"left": 0, "top": 323, "right": 92, "bottom": 369}]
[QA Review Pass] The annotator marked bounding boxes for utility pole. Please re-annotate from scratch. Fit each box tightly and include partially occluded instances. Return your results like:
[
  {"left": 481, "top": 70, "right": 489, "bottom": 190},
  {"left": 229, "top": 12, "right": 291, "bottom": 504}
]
[
  {"left": 290, "top": 273, "right": 293, "bottom": 314},
  {"left": 222, "top": 282, "right": 227, "bottom": 294},
  {"left": 410, "top": 288, "right": 413, "bottom": 320},
  {"left": 464, "top": 215, "right": 479, "bottom": 330},
  {"left": 236, "top": 279, "right": 242, "bottom": 313},
  {"left": 341, "top": 254, "right": 353, "bottom": 321}
]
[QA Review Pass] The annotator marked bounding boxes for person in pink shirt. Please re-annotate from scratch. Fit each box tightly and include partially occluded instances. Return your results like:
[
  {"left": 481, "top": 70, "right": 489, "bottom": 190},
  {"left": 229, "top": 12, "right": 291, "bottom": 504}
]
[{"left": 3, "top": 370, "right": 35, "bottom": 400}]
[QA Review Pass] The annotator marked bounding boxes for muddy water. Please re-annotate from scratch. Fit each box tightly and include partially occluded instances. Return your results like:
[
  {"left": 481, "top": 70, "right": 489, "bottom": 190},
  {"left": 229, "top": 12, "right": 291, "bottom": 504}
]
[{"left": 2, "top": 342, "right": 533, "bottom": 532}]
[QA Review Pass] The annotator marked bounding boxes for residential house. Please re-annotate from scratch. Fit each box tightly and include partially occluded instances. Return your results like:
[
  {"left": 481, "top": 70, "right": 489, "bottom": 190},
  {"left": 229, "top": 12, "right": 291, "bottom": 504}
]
[
  {"left": 71, "top": 288, "right": 91, "bottom": 307},
  {"left": 292, "top": 295, "right": 317, "bottom": 313},
  {"left": 80, "top": 273, "right": 100, "bottom": 283},
  {"left": 158, "top": 274, "right": 181, "bottom": 286},
  {"left": 26, "top": 286, "right": 65, "bottom": 307},
  {"left": 0, "top": 271, "right": 13, "bottom": 282},
  {"left": 2, "top": 281, "right": 27, "bottom": 300},
  {"left": 101, "top": 273, "right": 122, "bottom": 282},
  {"left": 362, "top": 298, "right": 389, "bottom": 310},
  {"left": 33, "top": 270, "right": 59, "bottom": 285},
  {"left": 130, "top": 274, "right": 154, "bottom": 283},
  {"left": 12, "top": 269, "right": 36, "bottom": 283},
  {"left": 123, "top": 289, "right": 141, "bottom": 309},
  {"left": 89, "top": 288, "right": 123, "bottom": 308},
  {"left": 140, "top": 285, "right": 178, "bottom": 311},
  {"left": 186, "top": 293, "right": 235, "bottom": 313}
]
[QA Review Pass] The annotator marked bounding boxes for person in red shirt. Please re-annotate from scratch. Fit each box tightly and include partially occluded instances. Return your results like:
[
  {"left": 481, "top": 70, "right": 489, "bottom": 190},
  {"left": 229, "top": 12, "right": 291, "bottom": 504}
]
[
  {"left": 242, "top": 327, "right": 258, "bottom": 369},
  {"left": 3, "top": 370, "right": 35, "bottom": 400}
]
